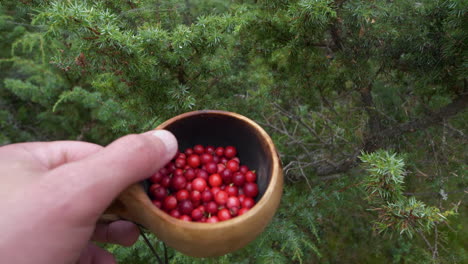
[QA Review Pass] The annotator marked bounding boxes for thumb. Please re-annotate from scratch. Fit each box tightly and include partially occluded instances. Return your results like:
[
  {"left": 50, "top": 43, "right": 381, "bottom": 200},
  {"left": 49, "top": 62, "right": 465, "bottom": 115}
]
[{"left": 44, "top": 130, "right": 177, "bottom": 217}]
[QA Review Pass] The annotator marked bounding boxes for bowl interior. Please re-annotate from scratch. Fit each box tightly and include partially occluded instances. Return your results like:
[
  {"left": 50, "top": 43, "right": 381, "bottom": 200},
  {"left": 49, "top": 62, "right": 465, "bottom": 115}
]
[{"left": 144, "top": 111, "right": 274, "bottom": 201}]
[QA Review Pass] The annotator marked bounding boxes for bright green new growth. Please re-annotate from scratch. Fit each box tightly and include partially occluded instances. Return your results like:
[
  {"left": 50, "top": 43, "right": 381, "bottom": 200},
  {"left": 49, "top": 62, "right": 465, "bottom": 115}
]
[{"left": 360, "top": 150, "right": 457, "bottom": 238}]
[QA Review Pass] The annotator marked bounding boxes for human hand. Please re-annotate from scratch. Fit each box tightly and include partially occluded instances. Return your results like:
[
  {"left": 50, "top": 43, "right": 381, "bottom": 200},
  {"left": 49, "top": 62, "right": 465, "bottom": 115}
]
[{"left": 0, "top": 130, "right": 177, "bottom": 264}]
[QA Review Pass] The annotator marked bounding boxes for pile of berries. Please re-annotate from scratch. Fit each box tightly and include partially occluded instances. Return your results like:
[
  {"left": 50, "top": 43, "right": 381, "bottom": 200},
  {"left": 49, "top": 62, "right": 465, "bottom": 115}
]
[{"left": 149, "top": 145, "right": 258, "bottom": 223}]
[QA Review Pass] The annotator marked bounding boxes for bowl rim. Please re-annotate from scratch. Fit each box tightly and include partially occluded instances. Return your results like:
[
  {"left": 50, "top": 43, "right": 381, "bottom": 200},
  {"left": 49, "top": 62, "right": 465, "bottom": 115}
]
[{"left": 148, "top": 109, "right": 282, "bottom": 229}]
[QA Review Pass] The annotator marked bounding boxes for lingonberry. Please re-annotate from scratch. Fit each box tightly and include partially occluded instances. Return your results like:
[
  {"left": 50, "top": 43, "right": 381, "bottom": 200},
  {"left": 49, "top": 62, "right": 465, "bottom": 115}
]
[
  {"left": 226, "top": 196, "right": 240, "bottom": 209},
  {"left": 184, "top": 168, "right": 196, "bottom": 181},
  {"left": 192, "top": 177, "right": 207, "bottom": 192},
  {"left": 205, "top": 201, "right": 218, "bottom": 214},
  {"left": 208, "top": 173, "right": 222, "bottom": 187},
  {"left": 239, "top": 165, "right": 249, "bottom": 174},
  {"left": 150, "top": 172, "right": 163, "bottom": 183},
  {"left": 176, "top": 189, "right": 189, "bottom": 201},
  {"left": 243, "top": 182, "right": 259, "bottom": 198},
  {"left": 232, "top": 172, "right": 246, "bottom": 186},
  {"left": 206, "top": 146, "right": 215, "bottom": 154},
  {"left": 179, "top": 215, "right": 191, "bottom": 222},
  {"left": 215, "top": 191, "right": 229, "bottom": 205},
  {"left": 193, "top": 144, "right": 204, "bottom": 154},
  {"left": 225, "top": 185, "right": 238, "bottom": 197},
  {"left": 224, "top": 146, "right": 237, "bottom": 158},
  {"left": 200, "top": 153, "right": 213, "bottom": 164},
  {"left": 206, "top": 216, "right": 219, "bottom": 223},
  {"left": 169, "top": 209, "right": 181, "bottom": 218},
  {"left": 215, "top": 147, "right": 224, "bottom": 157},
  {"left": 187, "top": 154, "right": 201, "bottom": 168},
  {"left": 152, "top": 186, "right": 167, "bottom": 201},
  {"left": 226, "top": 160, "right": 240, "bottom": 172},
  {"left": 150, "top": 144, "right": 259, "bottom": 223},
  {"left": 179, "top": 200, "right": 194, "bottom": 215},
  {"left": 191, "top": 208, "right": 203, "bottom": 221},
  {"left": 201, "top": 190, "right": 213, "bottom": 202},
  {"left": 190, "top": 190, "right": 201, "bottom": 203},
  {"left": 171, "top": 175, "right": 187, "bottom": 190},
  {"left": 205, "top": 162, "right": 217, "bottom": 174},
  {"left": 245, "top": 170, "right": 256, "bottom": 182},
  {"left": 242, "top": 197, "right": 255, "bottom": 209},
  {"left": 217, "top": 208, "right": 232, "bottom": 221},
  {"left": 175, "top": 157, "right": 186, "bottom": 168},
  {"left": 164, "top": 196, "right": 178, "bottom": 210}
]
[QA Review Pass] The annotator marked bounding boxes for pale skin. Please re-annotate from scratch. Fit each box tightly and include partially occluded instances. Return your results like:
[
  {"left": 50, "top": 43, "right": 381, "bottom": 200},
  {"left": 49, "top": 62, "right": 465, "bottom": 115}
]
[{"left": 0, "top": 130, "right": 178, "bottom": 264}]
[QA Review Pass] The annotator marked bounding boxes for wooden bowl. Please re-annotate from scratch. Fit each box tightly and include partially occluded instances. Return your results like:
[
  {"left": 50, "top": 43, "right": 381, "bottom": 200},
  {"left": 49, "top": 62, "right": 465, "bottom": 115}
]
[{"left": 105, "top": 110, "right": 283, "bottom": 257}]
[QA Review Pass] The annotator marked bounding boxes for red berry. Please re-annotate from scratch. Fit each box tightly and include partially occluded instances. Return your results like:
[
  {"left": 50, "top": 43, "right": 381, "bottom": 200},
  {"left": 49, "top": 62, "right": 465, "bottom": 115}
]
[
  {"left": 211, "top": 187, "right": 221, "bottom": 196},
  {"left": 152, "top": 186, "right": 168, "bottom": 201},
  {"left": 152, "top": 200, "right": 162, "bottom": 209},
  {"left": 179, "top": 215, "right": 191, "bottom": 221},
  {"left": 215, "top": 147, "right": 224, "bottom": 157},
  {"left": 193, "top": 144, "right": 204, "bottom": 154},
  {"left": 243, "top": 182, "right": 259, "bottom": 198},
  {"left": 206, "top": 216, "right": 219, "bottom": 223},
  {"left": 217, "top": 163, "right": 225, "bottom": 173},
  {"left": 176, "top": 189, "right": 189, "bottom": 201},
  {"left": 174, "top": 168, "right": 184, "bottom": 177},
  {"left": 184, "top": 168, "right": 196, "bottom": 181},
  {"left": 229, "top": 206, "right": 239, "bottom": 216},
  {"left": 159, "top": 167, "right": 169, "bottom": 175},
  {"left": 208, "top": 173, "right": 222, "bottom": 187},
  {"left": 200, "top": 153, "right": 213, "bottom": 164},
  {"left": 226, "top": 196, "right": 240, "bottom": 209},
  {"left": 215, "top": 191, "right": 229, "bottom": 205},
  {"left": 242, "top": 197, "right": 255, "bottom": 209},
  {"left": 238, "top": 194, "right": 246, "bottom": 204},
  {"left": 221, "top": 157, "right": 228, "bottom": 164},
  {"left": 190, "top": 190, "right": 201, "bottom": 202},
  {"left": 206, "top": 146, "right": 215, "bottom": 154},
  {"left": 150, "top": 172, "right": 163, "bottom": 183},
  {"left": 201, "top": 190, "right": 213, "bottom": 202},
  {"left": 232, "top": 172, "right": 245, "bottom": 186},
  {"left": 161, "top": 176, "right": 171, "bottom": 188},
  {"left": 192, "top": 178, "right": 207, "bottom": 192},
  {"left": 205, "top": 201, "right": 218, "bottom": 214},
  {"left": 239, "top": 208, "right": 249, "bottom": 215},
  {"left": 177, "top": 153, "right": 186, "bottom": 160},
  {"left": 149, "top": 183, "right": 160, "bottom": 194},
  {"left": 187, "top": 154, "right": 201, "bottom": 168},
  {"left": 245, "top": 171, "right": 256, "bottom": 182},
  {"left": 171, "top": 175, "right": 187, "bottom": 190},
  {"left": 205, "top": 162, "right": 217, "bottom": 174},
  {"left": 239, "top": 165, "right": 249, "bottom": 174},
  {"left": 226, "top": 160, "right": 239, "bottom": 172},
  {"left": 164, "top": 196, "right": 178, "bottom": 210},
  {"left": 218, "top": 208, "right": 232, "bottom": 221},
  {"left": 221, "top": 169, "right": 233, "bottom": 184},
  {"left": 226, "top": 185, "right": 238, "bottom": 197},
  {"left": 170, "top": 209, "right": 181, "bottom": 218},
  {"left": 179, "top": 200, "right": 194, "bottom": 215},
  {"left": 175, "top": 157, "right": 186, "bottom": 168},
  {"left": 184, "top": 148, "right": 194, "bottom": 155},
  {"left": 191, "top": 208, "right": 203, "bottom": 221},
  {"left": 196, "top": 169, "right": 209, "bottom": 180},
  {"left": 224, "top": 146, "right": 237, "bottom": 158},
  {"left": 232, "top": 157, "right": 240, "bottom": 163},
  {"left": 186, "top": 182, "right": 192, "bottom": 192}
]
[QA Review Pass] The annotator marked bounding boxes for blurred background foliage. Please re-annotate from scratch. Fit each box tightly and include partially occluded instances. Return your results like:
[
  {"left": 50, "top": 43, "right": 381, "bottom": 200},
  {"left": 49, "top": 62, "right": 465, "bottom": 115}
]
[{"left": 0, "top": 0, "right": 466, "bottom": 263}]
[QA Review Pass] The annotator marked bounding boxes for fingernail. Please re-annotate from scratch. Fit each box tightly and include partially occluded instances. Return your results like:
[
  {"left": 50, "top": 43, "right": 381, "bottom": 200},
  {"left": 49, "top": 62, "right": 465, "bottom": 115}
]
[{"left": 151, "top": 130, "right": 178, "bottom": 160}]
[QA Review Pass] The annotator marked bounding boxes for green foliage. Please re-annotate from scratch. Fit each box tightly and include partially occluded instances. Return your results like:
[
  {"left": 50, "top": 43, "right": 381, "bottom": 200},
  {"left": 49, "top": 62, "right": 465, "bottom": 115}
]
[
  {"left": 360, "top": 150, "right": 458, "bottom": 241},
  {"left": 1, "top": 0, "right": 466, "bottom": 263}
]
